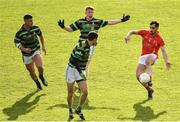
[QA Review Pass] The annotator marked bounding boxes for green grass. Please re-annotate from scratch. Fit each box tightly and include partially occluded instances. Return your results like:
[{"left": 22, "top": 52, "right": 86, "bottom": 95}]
[{"left": 0, "top": 0, "right": 180, "bottom": 121}]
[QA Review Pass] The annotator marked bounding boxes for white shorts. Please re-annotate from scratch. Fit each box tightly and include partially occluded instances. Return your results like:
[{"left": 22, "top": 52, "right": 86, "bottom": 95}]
[
  {"left": 23, "top": 50, "right": 40, "bottom": 64},
  {"left": 66, "top": 64, "right": 86, "bottom": 83},
  {"left": 138, "top": 53, "right": 157, "bottom": 65}
]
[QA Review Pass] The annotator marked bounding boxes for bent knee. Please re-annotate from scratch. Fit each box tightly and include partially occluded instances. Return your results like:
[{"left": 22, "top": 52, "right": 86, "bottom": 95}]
[
  {"left": 29, "top": 71, "right": 36, "bottom": 75},
  {"left": 146, "top": 60, "right": 152, "bottom": 66},
  {"left": 146, "top": 57, "right": 154, "bottom": 66},
  {"left": 68, "top": 91, "right": 74, "bottom": 97},
  {"left": 82, "top": 90, "right": 88, "bottom": 96}
]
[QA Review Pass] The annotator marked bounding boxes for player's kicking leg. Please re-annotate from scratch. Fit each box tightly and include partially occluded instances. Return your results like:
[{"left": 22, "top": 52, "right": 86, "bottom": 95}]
[
  {"left": 136, "top": 63, "right": 153, "bottom": 99},
  {"left": 145, "top": 55, "right": 155, "bottom": 99},
  {"left": 67, "top": 82, "right": 75, "bottom": 121},
  {"left": 34, "top": 53, "right": 48, "bottom": 86},
  {"left": 25, "top": 62, "right": 42, "bottom": 90},
  {"left": 75, "top": 80, "right": 88, "bottom": 120},
  {"left": 136, "top": 54, "right": 156, "bottom": 99}
]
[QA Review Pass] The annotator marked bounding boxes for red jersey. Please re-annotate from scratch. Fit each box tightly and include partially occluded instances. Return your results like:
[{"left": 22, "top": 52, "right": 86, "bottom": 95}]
[{"left": 137, "top": 30, "right": 165, "bottom": 57}]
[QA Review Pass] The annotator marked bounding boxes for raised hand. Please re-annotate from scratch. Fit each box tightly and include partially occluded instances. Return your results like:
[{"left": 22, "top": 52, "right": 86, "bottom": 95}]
[
  {"left": 121, "top": 14, "right": 130, "bottom": 22},
  {"left": 58, "top": 19, "right": 65, "bottom": 28}
]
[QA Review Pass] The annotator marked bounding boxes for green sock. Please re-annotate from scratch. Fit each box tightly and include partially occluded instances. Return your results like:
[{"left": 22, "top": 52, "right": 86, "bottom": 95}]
[{"left": 77, "top": 105, "right": 82, "bottom": 111}]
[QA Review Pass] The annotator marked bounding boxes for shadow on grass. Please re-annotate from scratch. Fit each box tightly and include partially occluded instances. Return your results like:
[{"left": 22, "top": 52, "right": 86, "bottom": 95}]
[
  {"left": 47, "top": 93, "right": 120, "bottom": 111},
  {"left": 117, "top": 99, "right": 167, "bottom": 121},
  {"left": 3, "top": 90, "right": 46, "bottom": 120}
]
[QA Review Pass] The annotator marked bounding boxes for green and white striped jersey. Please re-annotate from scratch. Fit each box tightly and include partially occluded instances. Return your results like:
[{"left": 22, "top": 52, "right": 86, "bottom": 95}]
[
  {"left": 70, "top": 17, "right": 108, "bottom": 42},
  {"left": 14, "top": 25, "right": 42, "bottom": 56},
  {"left": 69, "top": 40, "right": 90, "bottom": 70}
]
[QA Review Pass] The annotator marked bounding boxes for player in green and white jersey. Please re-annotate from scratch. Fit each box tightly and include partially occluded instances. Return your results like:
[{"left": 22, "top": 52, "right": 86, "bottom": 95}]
[
  {"left": 58, "top": 6, "right": 130, "bottom": 72},
  {"left": 66, "top": 31, "right": 98, "bottom": 121},
  {"left": 14, "top": 14, "right": 48, "bottom": 90},
  {"left": 58, "top": 5, "right": 130, "bottom": 93}
]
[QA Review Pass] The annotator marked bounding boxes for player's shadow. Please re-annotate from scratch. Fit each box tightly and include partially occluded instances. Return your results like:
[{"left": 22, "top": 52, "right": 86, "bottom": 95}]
[
  {"left": 117, "top": 99, "right": 167, "bottom": 121},
  {"left": 47, "top": 93, "right": 120, "bottom": 111},
  {"left": 3, "top": 90, "right": 46, "bottom": 120}
]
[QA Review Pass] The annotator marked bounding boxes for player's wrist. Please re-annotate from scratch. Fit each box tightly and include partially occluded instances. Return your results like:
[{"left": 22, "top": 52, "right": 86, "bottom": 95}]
[
  {"left": 60, "top": 25, "right": 65, "bottom": 29},
  {"left": 120, "top": 14, "right": 130, "bottom": 22},
  {"left": 120, "top": 18, "right": 123, "bottom": 22}
]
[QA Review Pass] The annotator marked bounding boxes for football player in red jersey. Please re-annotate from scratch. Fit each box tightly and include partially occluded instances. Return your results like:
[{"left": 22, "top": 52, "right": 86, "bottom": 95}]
[{"left": 125, "top": 21, "right": 171, "bottom": 99}]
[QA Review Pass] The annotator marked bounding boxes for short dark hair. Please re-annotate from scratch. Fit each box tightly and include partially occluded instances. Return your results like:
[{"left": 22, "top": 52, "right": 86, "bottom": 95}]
[
  {"left": 85, "top": 6, "right": 94, "bottom": 11},
  {"left": 150, "top": 21, "right": 159, "bottom": 27},
  {"left": 24, "top": 14, "right": 33, "bottom": 20},
  {"left": 87, "top": 31, "right": 98, "bottom": 41}
]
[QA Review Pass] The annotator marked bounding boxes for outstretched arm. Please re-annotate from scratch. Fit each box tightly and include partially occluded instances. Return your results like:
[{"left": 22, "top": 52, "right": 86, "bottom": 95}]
[
  {"left": 58, "top": 19, "right": 73, "bottom": 32},
  {"left": 161, "top": 46, "right": 171, "bottom": 70},
  {"left": 124, "top": 30, "right": 138, "bottom": 43},
  {"left": 108, "top": 14, "right": 130, "bottom": 25},
  {"left": 64, "top": 26, "right": 73, "bottom": 32},
  {"left": 108, "top": 19, "right": 122, "bottom": 25}
]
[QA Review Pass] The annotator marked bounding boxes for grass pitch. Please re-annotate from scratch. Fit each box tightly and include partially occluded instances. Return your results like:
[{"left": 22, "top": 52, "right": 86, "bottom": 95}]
[{"left": 0, "top": 0, "right": 180, "bottom": 121}]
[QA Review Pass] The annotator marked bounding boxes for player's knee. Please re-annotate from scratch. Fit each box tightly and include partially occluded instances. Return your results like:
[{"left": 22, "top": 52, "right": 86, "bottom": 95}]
[
  {"left": 29, "top": 71, "right": 37, "bottom": 80},
  {"left": 146, "top": 60, "right": 151, "bottom": 66},
  {"left": 29, "top": 71, "right": 36, "bottom": 76},
  {"left": 82, "top": 89, "right": 88, "bottom": 96},
  {"left": 26, "top": 66, "right": 33, "bottom": 72},
  {"left": 68, "top": 91, "right": 74, "bottom": 98},
  {"left": 146, "top": 58, "right": 153, "bottom": 66}
]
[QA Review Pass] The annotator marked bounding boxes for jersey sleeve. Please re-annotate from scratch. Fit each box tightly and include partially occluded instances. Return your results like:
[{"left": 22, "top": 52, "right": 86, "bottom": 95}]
[
  {"left": 158, "top": 36, "right": 165, "bottom": 47},
  {"left": 136, "top": 30, "right": 147, "bottom": 37},
  {"left": 99, "top": 19, "right": 108, "bottom": 28},
  {"left": 69, "top": 20, "right": 81, "bottom": 31},
  {"left": 14, "top": 32, "right": 21, "bottom": 48},
  {"left": 35, "top": 26, "right": 42, "bottom": 36}
]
